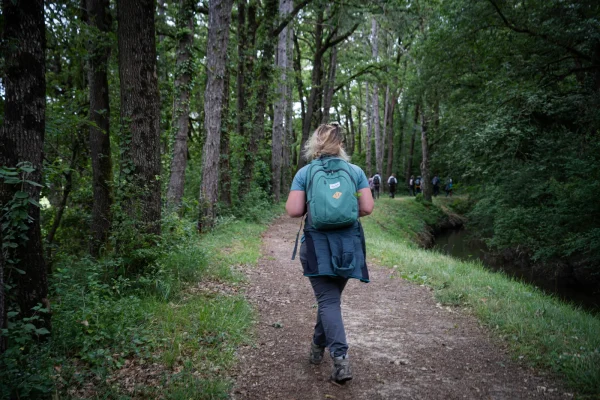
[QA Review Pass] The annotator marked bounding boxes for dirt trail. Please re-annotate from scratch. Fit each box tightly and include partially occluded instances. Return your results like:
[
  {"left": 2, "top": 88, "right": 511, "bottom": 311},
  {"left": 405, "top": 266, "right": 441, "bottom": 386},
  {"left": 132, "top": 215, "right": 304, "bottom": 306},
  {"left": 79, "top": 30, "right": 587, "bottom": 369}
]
[{"left": 231, "top": 216, "right": 569, "bottom": 399}]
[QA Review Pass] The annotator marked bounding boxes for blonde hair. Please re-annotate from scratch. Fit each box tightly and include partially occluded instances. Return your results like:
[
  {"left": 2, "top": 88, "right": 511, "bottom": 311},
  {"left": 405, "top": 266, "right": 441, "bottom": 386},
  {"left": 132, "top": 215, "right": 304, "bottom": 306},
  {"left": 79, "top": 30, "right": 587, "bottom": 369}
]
[{"left": 303, "top": 123, "right": 349, "bottom": 161}]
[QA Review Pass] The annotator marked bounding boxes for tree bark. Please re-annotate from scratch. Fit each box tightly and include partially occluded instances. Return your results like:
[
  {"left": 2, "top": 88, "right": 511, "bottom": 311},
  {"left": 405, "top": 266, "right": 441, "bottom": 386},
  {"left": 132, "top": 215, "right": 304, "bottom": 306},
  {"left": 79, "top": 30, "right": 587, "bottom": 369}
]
[
  {"left": 321, "top": 46, "right": 338, "bottom": 123},
  {"left": 385, "top": 94, "right": 396, "bottom": 180},
  {"left": 282, "top": 19, "right": 294, "bottom": 192},
  {"left": 86, "top": 0, "right": 113, "bottom": 257},
  {"left": 240, "top": 0, "right": 278, "bottom": 195},
  {"left": 272, "top": 0, "right": 292, "bottom": 202},
  {"left": 365, "top": 82, "right": 373, "bottom": 176},
  {"left": 371, "top": 18, "right": 383, "bottom": 178},
  {"left": 405, "top": 103, "right": 419, "bottom": 186},
  {"left": 219, "top": 64, "right": 232, "bottom": 206},
  {"left": 199, "top": 0, "right": 234, "bottom": 230},
  {"left": 167, "top": 0, "right": 196, "bottom": 206},
  {"left": 117, "top": 0, "right": 162, "bottom": 237},
  {"left": 357, "top": 83, "right": 363, "bottom": 155},
  {"left": 343, "top": 86, "right": 356, "bottom": 156},
  {"left": 0, "top": 0, "right": 50, "bottom": 343},
  {"left": 420, "top": 107, "right": 432, "bottom": 202},
  {"left": 297, "top": 8, "right": 324, "bottom": 170}
]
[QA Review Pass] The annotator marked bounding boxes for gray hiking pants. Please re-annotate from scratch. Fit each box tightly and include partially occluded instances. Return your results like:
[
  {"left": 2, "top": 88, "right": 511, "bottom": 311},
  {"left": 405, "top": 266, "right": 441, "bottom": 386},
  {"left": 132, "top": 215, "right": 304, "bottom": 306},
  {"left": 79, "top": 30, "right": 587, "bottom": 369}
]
[{"left": 309, "top": 276, "right": 349, "bottom": 358}]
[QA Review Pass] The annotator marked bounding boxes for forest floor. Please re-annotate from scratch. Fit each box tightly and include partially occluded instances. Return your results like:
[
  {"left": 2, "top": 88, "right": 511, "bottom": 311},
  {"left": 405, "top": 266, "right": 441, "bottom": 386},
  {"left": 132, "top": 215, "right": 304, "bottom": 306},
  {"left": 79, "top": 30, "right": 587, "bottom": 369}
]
[{"left": 230, "top": 212, "right": 571, "bottom": 400}]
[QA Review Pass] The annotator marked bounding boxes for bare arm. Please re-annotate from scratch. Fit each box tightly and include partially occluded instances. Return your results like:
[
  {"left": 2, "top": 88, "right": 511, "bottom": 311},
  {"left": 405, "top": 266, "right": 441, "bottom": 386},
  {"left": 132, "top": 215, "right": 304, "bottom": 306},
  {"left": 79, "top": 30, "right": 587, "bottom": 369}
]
[
  {"left": 286, "top": 190, "right": 306, "bottom": 218},
  {"left": 358, "top": 187, "right": 374, "bottom": 216}
]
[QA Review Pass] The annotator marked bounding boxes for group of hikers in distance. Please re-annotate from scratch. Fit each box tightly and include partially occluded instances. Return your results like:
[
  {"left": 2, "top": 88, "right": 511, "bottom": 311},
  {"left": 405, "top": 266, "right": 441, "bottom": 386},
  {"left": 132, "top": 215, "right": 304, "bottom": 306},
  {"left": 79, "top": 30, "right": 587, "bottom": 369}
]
[
  {"left": 368, "top": 173, "right": 454, "bottom": 199},
  {"left": 409, "top": 174, "right": 453, "bottom": 197},
  {"left": 368, "top": 172, "right": 399, "bottom": 199}
]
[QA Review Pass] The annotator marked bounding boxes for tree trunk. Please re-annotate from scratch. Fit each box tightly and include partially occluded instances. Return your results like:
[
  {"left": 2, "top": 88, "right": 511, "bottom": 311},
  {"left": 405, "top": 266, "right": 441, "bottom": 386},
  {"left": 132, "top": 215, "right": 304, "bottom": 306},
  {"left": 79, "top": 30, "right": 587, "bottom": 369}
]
[
  {"left": 87, "top": 0, "right": 113, "bottom": 257},
  {"left": 167, "top": 0, "right": 196, "bottom": 206},
  {"left": 297, "top": 8, "right": 324, "bottom": 170},
  {"left": 371, "top": 18, "right": 383, "bottom": 178},
  {"left": 219, "top": 64, "right": 232, "bottom": 206},
  {"left": 236, "top": 0, "right": 249, "bottom": 163},
  {"left": 240, "top": 0, "right": 278, "bottom": 195},
  {"left": 365, "top": 82, "right": 373, "bottom": 176},
  {"left": 405, "top": 103, "right": 418, "bottom": 186},
  {"left": 282, "top": 19, "right": 294, "bottom": 191},
  {"left": 199, "top": 0, "right": 234, "bottom": 230},
  {"left": 357, "top": 83, "right": 363, "bottom": 155},
  {"left": 395, "top": 102, "right": 408, "bottom": 183},
  {"left": 292, "top": 31, "right": 305, "bottom": 169},
  {"left": 386, "top": 95, "right": 396, "bottom": 180},
  {"left": 272, "top": 0, "right": 292, "bottom": 202},
  {"left": 117, "top": 0, "right": 162, "bottom": 237},
  {"left": 321, "top": 46, "right": 337, "bottom": 123},
  {"left": 343, "top": 86, "right": 356, "bottom": 156},
  {"left": 0, "top": 0, "right": 50, "bottom": 343},
  {"left": 420, "top": 108, "right": 432, "bottom": 202}
]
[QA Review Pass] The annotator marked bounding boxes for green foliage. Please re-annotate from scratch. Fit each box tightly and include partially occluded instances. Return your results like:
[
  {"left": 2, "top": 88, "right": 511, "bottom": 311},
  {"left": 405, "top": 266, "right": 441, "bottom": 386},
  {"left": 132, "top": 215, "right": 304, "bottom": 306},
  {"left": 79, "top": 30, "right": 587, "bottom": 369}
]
[
  {"left": 0, "top": 307, "right": 53, "bottom": 399},
  {"left": 0, "top": 163, "right": 43, "bottom": 267},
  {"left": 0, "top": 203, "right": 272, "bottom": 398}
]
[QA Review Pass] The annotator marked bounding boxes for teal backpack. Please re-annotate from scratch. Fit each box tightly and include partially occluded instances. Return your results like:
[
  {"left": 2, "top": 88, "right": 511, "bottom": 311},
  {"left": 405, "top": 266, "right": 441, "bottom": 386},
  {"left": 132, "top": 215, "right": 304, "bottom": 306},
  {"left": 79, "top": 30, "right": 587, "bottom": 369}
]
[{"left": 305, "top": 158, "right": 359, "bottom": 230}]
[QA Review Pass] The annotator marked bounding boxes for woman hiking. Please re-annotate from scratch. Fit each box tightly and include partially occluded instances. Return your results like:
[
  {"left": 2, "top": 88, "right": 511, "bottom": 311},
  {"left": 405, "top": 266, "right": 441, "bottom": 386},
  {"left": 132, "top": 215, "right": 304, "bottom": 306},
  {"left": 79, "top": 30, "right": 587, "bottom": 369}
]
[{"left": 286, "top": 123, "right": 374, "bottom": 384}]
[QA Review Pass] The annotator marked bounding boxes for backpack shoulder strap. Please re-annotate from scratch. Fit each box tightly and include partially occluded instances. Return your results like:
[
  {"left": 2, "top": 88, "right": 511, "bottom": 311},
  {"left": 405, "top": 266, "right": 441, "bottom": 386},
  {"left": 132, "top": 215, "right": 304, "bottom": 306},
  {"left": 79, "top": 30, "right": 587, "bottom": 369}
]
[{"left": 305, "top": 160, "right": 323, "bottom": 198}]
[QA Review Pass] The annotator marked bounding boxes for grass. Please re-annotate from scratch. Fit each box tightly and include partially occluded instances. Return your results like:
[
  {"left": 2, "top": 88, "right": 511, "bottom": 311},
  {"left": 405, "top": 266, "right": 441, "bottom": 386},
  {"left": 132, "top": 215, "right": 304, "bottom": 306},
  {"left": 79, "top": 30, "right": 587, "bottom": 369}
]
[
  {"left": 136, "top": 218, "right": 268, "bottom": 399},
  {"left": 363, "top": 196, "right": 600, "bottom": 398},
  {"left": 0, "top": 212, "right": 271, "bottom": 400}
]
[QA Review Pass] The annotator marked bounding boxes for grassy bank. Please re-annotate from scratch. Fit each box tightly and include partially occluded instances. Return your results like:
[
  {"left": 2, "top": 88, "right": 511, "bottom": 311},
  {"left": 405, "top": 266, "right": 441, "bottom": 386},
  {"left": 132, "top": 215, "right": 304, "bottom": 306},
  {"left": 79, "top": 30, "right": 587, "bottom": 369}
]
[
  {"left": 362, "top": 197, "right": 600, "bottom": 398},
  {"left": 1, "top": 212, "right": 273, "bottom": 399}
]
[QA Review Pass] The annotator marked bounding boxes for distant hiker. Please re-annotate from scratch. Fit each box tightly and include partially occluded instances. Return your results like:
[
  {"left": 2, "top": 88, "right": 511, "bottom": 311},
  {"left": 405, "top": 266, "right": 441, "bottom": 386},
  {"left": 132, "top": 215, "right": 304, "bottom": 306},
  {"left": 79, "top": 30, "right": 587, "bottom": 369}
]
[
  {"left": 372, "top": 172, "right": 381, "bottom": 199},
  {"left": 432, "top": 175, "right": 440, "bottom": 196},
  {"left": 286, "top": 123, "right": 374, "bottom": 384},
  {"left": 409, "top": 175, "right": 415, "bottom": 196},
  {"left": 388, "top": 174, "right": 398, "bottom": 198},
  {"left": 368, "top": 177, "right": 375, "bottom": 199},
  {"left": 445, "top": 178, "right": 453, "bottom": 197},
  {"left": 414, "top": 175, "right": 422, "bottom": 194}
]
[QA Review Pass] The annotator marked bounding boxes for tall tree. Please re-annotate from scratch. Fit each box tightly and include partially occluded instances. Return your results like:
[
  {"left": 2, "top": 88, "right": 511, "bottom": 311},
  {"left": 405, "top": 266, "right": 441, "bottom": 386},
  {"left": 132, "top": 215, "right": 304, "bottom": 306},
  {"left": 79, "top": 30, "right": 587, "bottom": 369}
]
[
  {"left": 321, "top": 46, "right": 338, "bottom": 123},
  {"left": 419, "top": 107, "right": 432, "bottom": 202},
  {"left": 404, "top": 103, "right": 418, "bottom": 185},
  {"left": 86, "top": 0, "right": 113, "bottom": 257},
  {"left": 240, "top": 0, "right": 278, "bottom": 195},
  {"left": 371, "top": 17, "right": 383, "bottom": 177},
  {"left": 385, "top": 91, "right": 396, "bottom": 180},
  {"left": 281, "top": 19, "right": 294, "bottom": 192},
  {"left": 272, "top": 0, "right": 292, "bottom": 202},
  {"left": 297, "top": 7, "right": 358, "bottom": 169},
  {"left": 199, "top": 0, "right": 234, "bottom": 229},
  {"left": 0, "top": 0, "right": 50, "bottom": 343},
  {"left": 167, "top": 0, "right": 196, "bottom": 206},
  {"left": 365, "top": 81, "right": 373, "bottom": 176},
  {"left": 219, "top": 64, "right": 233, "bottom": 206},
  {"left": 117, "top": 0, "right": 162, "bottom": 237},
  {"left": 356, "top": 83, "right": 363, "bottom": 155}
]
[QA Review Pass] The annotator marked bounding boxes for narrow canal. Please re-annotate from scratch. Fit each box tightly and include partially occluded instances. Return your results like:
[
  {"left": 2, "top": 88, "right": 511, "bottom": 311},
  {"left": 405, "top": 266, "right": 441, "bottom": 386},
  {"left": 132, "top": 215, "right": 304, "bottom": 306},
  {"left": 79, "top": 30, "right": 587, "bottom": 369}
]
[{"left": 433, "top": 228, "right": 600, "bottom": 313}]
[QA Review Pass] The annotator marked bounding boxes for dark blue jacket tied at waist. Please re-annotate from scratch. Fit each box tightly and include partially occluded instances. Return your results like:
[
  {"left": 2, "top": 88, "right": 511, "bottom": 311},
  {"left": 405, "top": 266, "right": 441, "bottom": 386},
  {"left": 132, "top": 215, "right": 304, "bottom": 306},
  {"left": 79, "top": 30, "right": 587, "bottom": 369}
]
[{"left": 300, "top": 222, "right": 370, "bottom": 283}]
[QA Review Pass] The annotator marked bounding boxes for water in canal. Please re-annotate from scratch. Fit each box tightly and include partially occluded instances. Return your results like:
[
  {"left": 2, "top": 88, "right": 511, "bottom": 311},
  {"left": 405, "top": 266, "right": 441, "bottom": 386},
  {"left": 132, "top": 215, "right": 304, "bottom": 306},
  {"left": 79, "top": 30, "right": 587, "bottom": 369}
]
[{"left": 433, "top": 228, "right": 599, "bottom": 313}]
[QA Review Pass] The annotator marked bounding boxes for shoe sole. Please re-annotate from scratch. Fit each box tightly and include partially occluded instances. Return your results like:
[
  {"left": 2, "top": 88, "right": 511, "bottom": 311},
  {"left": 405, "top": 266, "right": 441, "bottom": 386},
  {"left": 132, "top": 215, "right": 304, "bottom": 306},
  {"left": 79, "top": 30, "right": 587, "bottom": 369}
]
[{"left": 331, "top": 375, "right": 353, "bottom": 384}]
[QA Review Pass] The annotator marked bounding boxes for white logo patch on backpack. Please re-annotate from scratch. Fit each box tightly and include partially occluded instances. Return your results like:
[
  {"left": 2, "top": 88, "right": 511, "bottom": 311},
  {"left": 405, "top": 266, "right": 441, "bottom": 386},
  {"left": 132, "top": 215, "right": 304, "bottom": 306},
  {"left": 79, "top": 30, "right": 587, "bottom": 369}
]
[{"left": 329, "top": 182, "right": 341, "bottom": 189}]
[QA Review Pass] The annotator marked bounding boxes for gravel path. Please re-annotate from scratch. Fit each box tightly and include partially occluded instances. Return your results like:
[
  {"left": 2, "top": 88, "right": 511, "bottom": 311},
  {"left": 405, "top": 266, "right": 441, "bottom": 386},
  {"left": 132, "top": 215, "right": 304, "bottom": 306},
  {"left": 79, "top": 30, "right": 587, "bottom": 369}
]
[{"left": 231, "top": 215, "right": 569, "bottom": 400}]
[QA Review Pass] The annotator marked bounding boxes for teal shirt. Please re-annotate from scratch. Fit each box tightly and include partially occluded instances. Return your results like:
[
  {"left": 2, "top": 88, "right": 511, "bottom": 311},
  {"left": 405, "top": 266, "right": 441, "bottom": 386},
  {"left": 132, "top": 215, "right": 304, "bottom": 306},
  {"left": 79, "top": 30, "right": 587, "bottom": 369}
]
[{"left": 291, "top": 158, "right": 369, "bottom": 192}]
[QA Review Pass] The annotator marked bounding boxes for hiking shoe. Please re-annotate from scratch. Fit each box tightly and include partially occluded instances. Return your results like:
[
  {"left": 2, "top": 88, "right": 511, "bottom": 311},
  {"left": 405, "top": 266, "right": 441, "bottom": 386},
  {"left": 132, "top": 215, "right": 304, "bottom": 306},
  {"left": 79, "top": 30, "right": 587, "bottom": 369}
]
[
  {"left": 331, "top": 355, "right": 353, "bottom": 383},
  {"left": 309, "top": 342, "right": 325, "bottom": 365}
]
